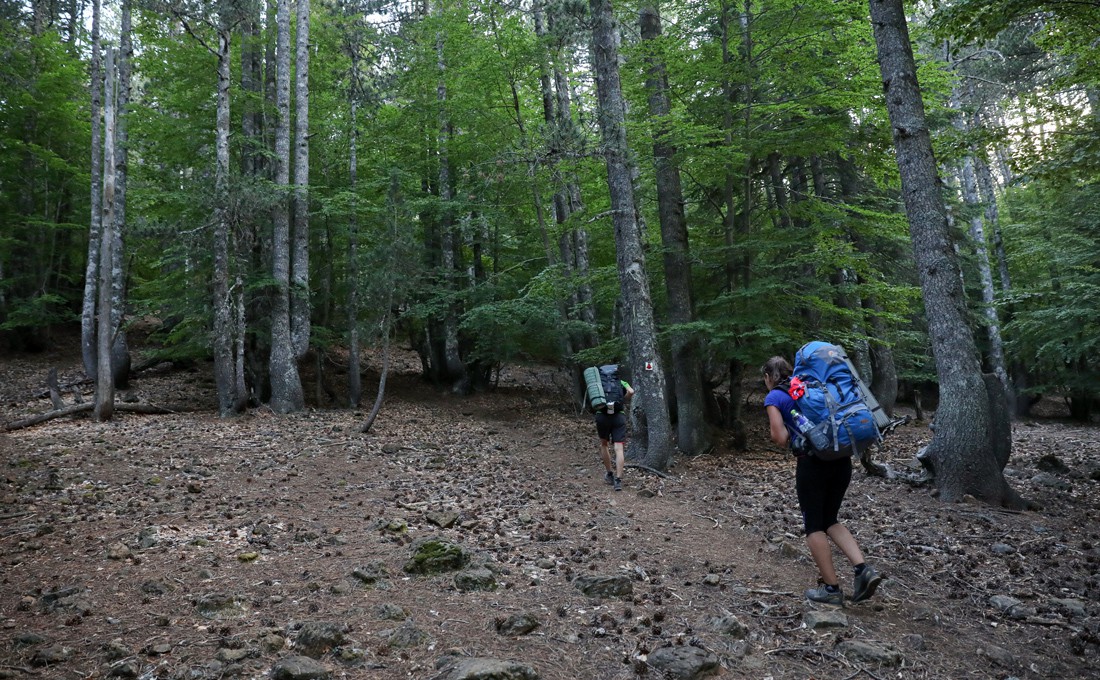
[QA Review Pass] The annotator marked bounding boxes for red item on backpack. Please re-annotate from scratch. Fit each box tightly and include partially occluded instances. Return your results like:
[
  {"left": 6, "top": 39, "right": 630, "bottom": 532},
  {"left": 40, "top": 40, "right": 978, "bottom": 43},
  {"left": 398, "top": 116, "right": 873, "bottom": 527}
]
[{"left": 788, "top": 376, "right": 806, "bottom": 400}]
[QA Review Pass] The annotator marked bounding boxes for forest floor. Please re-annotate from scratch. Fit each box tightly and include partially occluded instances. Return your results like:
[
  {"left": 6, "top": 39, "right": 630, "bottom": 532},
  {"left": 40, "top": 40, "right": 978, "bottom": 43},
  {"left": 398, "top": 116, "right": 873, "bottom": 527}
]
[{"left": 0, "top": 339, "right": 1098, "bottom": 680}]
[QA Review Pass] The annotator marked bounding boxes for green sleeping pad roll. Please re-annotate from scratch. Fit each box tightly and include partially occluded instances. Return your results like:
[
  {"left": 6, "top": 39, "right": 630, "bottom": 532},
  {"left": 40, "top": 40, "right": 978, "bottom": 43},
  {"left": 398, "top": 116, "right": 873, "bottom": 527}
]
[{"left": 583, "top": 366, "right": 606, "bottom": 411}]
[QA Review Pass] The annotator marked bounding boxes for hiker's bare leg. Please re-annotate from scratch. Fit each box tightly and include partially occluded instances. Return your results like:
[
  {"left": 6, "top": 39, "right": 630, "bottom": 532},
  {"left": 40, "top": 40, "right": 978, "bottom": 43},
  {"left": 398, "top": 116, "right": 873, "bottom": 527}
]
[
  {"left": 613, "top": 442, "right": 625, "bottom": 478},
  {"left": 599, "top": 440, "right": 613, "bottom": 473},
  {"left": 806, "top": 530, "right": 839, "bottom": 586},
  {"left": 827, "top": 523, "right": 865, "bottom": 567}
]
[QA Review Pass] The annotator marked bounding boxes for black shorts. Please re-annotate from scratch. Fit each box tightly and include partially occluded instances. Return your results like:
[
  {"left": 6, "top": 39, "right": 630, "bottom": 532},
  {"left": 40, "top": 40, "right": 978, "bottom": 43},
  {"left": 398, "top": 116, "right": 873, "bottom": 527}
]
[
  {"left": 595, "top": 411, "right": 627, "bottom": 444},
  {"left": 795, "top": 454, "right": 852, "bottom": 534}
]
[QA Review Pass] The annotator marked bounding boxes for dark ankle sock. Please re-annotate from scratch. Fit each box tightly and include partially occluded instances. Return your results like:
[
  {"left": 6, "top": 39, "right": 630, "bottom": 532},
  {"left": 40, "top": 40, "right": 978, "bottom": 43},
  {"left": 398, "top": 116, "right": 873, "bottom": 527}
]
[
  {"left": 854, "top": 563, "right": 866, "bottom": 576},
  {"left": 824, "top": 583, "right": 840, "bottom": 593}
]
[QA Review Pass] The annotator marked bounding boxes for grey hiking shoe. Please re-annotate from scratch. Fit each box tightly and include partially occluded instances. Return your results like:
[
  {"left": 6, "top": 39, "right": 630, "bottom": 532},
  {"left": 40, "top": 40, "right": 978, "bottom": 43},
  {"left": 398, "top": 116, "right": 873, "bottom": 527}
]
[
  {"left": 613, "top": 477, "right": 622, "bottom": 491},
  {"left": 604, "top": 471, "right": 615, "bottom": 486},
  {"left": 851, "top": 565, "right": 883, "bottom": 603},
  {"left": 805, "top": 584, "right": 844, "bottom": 606}
]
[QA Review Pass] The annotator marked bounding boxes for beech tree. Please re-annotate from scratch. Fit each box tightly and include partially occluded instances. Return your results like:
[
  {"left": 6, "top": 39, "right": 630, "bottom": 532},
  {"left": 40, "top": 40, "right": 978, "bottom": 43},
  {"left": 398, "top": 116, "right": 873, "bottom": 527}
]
[{"left": 869, "top": 0, "right": 1026, "bottom": 508}]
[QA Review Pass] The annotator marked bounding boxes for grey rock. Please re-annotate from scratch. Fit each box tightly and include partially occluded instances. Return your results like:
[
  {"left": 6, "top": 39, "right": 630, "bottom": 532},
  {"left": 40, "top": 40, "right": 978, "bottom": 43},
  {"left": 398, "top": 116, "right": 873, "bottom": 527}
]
[
  {"left": 1031, "top": 472, "right": 1070, "bottom": 491},
  {"left": 380, "top": 623, "right": 428, "bottom": 649},
  {"left": 270, "top": 655, "right": 331, "bottom": 680},
  {"left": 697, "top": 611, "right": 747, "bottom": 638},
  {"left": 1036, "top": 454, "right": 1069, "bottom": 473},
  {"left": 495, "top": 613, "right": 540, "bottom": 636},
  {"left": 374, "top": 603, "right": 408, "bottom": 621},
  {"left": 990, "top": 543, "right": 1016, "bottom": 555},
  {"left": 778, "top": 541, "right": 802, "bottom": 559},
  {"left": 145, "top": 643, "right": 172, "bottom": 656},
  {"left": 901, "top": 634, "right": 925, "bottom": 651},
  {"left": 140, "top": 580, "right": 170, "bottom": 596},
  {"left": 260, "top": 634, "right": 286, "bottom": 653},
  {"left": 573, "top": 574, "right": 633, "bottom": 599},
  {"left": 701, "top": 574, "right": 721, "bottom": 586},
  {"left": 295, "top": 622, "right": 347, "bottom": 659},
  {"left": 647, "top": 645, "right": 721, "bottom": 680},
  {"left": 107, "top": 542, "right": 132, "bottom": 560},
  {"left": 436, "top": 657, "right": 539, "bottom": 680},
  {"left": 977, "top": 643, "right": 1016, "bottom": 667},
  {"left": 108, "top": 661, "right": 140, "bottom": 678},
  {"left": 40, "top": 585, "right": 81, "bottom": 606},
  {"left": 837, "top": 640, "right": 903, "bottom": 667},
  {"left": 194, "top": 593, "right": 245, "bottom": 619},
  {"left": 1051, "top": 598, "right": 1087, "bottom": 618},
  {"left": 351, "top": 561, "right": 389, "bottom": 585},
  {"left": 13, "top": 632, "right": 47, "bottom": 646},
  {"left": 989, "top": 595, "right": 1023, "bottom": 613},
  {"left": 535, "top": 558, "right": 555, "bottom": 570},
  {"left": 455, "top": 567, "right": 497, "bottom": 592},
  {"left": 31, "top": 643, "right": 74, "bottom": 666},
  {"left": 216, "top": 648, "right": 252, "bottom": 663},
  {"left": 426, "top": 511, "right": 459, "bottom": 529},
  {"left": 138, "top": 526, "right": 161, "bottom": 549},
  {"left": 403, "top": 539, "right": 470, "bottom": 575},
  {"left": 803, "top": 610, "right": 848, "bottom": 630}
]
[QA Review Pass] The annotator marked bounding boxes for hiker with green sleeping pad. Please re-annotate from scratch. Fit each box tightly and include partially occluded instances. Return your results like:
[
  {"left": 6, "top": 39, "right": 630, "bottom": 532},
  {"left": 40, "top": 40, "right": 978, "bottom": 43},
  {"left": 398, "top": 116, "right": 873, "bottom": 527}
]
[{"left": 583, "top": 364, "right": 634, "bottom": 492}]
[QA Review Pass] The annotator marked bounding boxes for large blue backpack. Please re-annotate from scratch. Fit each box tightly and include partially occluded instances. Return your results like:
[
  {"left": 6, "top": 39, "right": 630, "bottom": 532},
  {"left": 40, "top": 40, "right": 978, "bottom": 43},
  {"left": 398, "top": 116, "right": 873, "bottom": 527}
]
[{"left": 790, "top": 341, "right": 881, "bottom": 459}]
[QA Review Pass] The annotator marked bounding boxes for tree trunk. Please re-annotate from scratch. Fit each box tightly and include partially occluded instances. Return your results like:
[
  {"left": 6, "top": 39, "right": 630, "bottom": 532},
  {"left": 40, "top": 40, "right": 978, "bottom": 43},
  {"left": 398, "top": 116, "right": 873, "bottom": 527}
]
[
  {"left": 269, "top": 0, "right": 304, "bottom": 413},
  {"left": 212, "top": 25, "right": 238, "bottom": 416},
  {"left": 640, "top": 1, "right": 709, "bottom": 456},
  {"left": 347, "top": 95, "right": 361, "bottom": 408},
  {"left": 81, "top": 0, "right": 102, "bottom": 380},
  {"left": 869, "top": 0, "right": 1025, "bottom": 509},
  {"left": 109, "top": 0, "right": 133, "bottom": 390},
  {"left": 435, "top": 9, "right": 464, "bottom": 386},
  {"left": 291, "top": 0, "right": 311, "bottom": 359},
  {"left": 590, "top": 0, "right": 674, "bottom": 470},
  {"left": 94, "top": 48, "right": 117, "bottom": 423}
]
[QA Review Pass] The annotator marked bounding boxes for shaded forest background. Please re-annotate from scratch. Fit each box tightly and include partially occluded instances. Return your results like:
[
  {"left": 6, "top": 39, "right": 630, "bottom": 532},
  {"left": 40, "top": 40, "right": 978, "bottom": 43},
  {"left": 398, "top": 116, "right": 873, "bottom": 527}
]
[{"left": 2, "top": 0, "right": 1098, "bottom": 435}]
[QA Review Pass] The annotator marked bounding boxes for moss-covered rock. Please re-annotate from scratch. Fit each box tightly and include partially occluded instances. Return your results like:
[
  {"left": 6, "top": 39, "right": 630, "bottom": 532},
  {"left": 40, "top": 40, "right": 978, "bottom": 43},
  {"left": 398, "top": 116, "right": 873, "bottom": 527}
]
[{"left": 403, "top": 539, "right": 470, "bottom": 575}]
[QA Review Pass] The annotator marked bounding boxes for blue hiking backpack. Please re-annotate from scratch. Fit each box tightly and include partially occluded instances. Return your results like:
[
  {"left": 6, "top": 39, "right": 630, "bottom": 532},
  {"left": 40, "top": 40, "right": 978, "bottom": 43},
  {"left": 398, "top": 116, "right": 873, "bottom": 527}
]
[{"left": 790, "top": 341, "right": 881, "bottom": 460}]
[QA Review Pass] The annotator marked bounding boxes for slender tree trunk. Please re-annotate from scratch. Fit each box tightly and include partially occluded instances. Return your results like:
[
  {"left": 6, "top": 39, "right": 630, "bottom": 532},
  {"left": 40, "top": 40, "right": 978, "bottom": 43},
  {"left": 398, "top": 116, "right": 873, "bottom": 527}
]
[
  {"left": 869, "top": 0, "right": 1024, "bottom": 509},
  {"left": 974, "top": 152, "right": 1010, "bottom": 293},
  {"left": 82, "top": 0, "right": 102, "bottom": 379},
  {"left": 269, "top": 0, "right": 304, "bottom": 413},
  {"left": 213, "top": 25, "right": 238, "bottom": 415},
  {"left": 591, "top": 0, "right": 673, "bottom": 470},
  {"left": 347, "top": 96, "right": 361, "bottom": 408},
  {"left": 109, "top": 0, "right": 132, "bottom": 390},
  {"left": 94, "top": 48, "right": 117, "bottom": 422},
  {"left": 291, "top": 0, "right": 311, "bottom": 359},
  {"left": 640, "top": 1, "right": 709, "bottom": 456}
]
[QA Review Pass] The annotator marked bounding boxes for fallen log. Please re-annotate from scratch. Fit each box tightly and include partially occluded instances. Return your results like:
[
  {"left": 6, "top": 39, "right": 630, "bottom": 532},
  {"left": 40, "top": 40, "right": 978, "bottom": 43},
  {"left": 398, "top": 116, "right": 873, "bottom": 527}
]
[{"left": 3, "top": 402, "right": 176, "bottom": 431}]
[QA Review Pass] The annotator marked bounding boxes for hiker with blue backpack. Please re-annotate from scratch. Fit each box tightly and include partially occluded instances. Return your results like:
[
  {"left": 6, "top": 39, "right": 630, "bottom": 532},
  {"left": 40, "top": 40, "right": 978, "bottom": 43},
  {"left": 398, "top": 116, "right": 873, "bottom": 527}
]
[
  {"left": 762, "top": 342, "right": 884, "bottom": 606},
  {"left": 584, "top": 364, "right": 634, "bottom": 492}
]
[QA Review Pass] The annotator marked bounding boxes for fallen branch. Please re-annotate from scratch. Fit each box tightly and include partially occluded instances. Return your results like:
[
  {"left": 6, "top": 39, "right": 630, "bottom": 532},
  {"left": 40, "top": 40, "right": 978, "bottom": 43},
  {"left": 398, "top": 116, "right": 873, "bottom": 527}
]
[
  {"left": 692, "top": 513, "right": 721, "bottom": 528},
  {"left": 3, "top": 402, "right": 177, "bottom": 431}
]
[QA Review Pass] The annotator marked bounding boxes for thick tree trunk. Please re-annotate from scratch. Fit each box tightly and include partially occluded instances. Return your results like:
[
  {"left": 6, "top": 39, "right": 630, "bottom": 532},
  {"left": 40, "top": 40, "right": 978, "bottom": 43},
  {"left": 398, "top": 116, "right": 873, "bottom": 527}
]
[
  {"left": 435, "top": 12, "right": 464, "bottom": 387},
  {"left": 869, "top": 0, "right": 1024, "bottom": 509},
  {"left": 640, "top": 2, "right": 709, "bottom": 456},
  {"left": 291, "top": 0, "right": 311, "bottom": 359},
  {"left": 82, "top": 0, "right": 103, "bottom": 380},
  {"left": 269, "top": 0, "right": 304, "bottom": 413},
  {"left": 590, "top": 0, "right": 674, "bottom": 470},
  {"left": 213, "top": 27, "right": 238, "bottom": 415}
]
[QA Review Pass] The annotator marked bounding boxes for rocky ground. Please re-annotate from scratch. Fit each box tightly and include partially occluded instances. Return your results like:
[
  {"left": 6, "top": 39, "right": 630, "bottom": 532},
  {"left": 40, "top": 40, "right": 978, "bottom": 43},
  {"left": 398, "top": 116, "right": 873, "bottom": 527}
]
[{"left": 0, "top": 342, "right": 1098, "bottom": 680}]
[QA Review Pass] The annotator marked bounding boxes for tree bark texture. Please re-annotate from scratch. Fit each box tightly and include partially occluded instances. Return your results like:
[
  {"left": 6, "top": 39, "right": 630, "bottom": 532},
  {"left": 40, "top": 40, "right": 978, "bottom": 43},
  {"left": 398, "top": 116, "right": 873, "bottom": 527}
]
[
  {"left": 109, "top": 0, "right": 133, "bottom": 390},
  {"left": 640, "top": 2, "right": 709, "bottom": 456},
  {"left": 213, "top": 25, "right": 238, "bottom": 415},
  {"left": 94, "top": 48, "right": 117, "bottom": 423},
  {"left": 81, "top": 0, "right": 103, "bottom": 380},
  {"left": 590, "top": 0, "right": 674, "bottom": 470},
  {"left": 291, "top": 0, "right": 311, "bottom": 359},
  {"left": 347, "top": 95, "right": 361, "bottom": 408},
  {"left": 269, "top": 0, "right": 305, "bottom": 413},
  {"left": 869, "top": 0, "right": 1024, "bottom": 509}
]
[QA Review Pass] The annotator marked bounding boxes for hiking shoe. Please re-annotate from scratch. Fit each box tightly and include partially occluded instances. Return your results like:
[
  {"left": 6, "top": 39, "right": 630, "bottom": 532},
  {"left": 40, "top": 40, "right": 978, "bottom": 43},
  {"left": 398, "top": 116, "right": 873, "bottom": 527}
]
[
  {"left": 613, "top": 477, "right": 622, "bottom": 491},
  {"left": 805, "top": 584, "right": 844, "bottom": 606},
  {"left": 851, "top": 565, "right": 883, "bottom": 603},
  {"left": 604, "top": 471, "right": 615, "bottom": 486}
]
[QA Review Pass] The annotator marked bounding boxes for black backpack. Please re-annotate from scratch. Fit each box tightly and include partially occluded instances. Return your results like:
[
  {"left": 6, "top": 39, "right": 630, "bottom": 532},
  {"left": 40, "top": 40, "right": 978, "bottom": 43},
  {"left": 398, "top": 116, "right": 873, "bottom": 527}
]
[{"left": 599, "top": 365, "right": 624, "bottom": 413}]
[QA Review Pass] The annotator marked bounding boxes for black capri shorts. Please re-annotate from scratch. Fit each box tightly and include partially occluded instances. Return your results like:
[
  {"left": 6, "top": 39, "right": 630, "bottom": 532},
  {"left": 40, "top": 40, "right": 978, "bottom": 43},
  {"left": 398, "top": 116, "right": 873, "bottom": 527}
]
[
  {"left": 795, "top": 454, "right": 852, "bottom": 534},
  {"left": 595, "top": 411, "right": 628, "bottom": 444}
]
